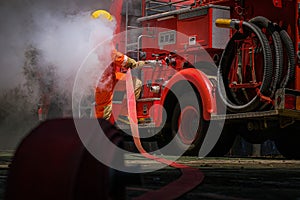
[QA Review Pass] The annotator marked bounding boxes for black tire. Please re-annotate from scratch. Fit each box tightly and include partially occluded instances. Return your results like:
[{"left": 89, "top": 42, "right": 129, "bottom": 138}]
[
  {"left": 218, "top": 21, "right": 273, "bottom": 113},
  {"left": 274, "top": 122, "right": 300, "bottom": 159},
  {"left": 239, "top": 123, "right": 273, "bottom": 144},
  {"left": 249, "top": 16, "right": 283, "bottom": 103},
  {"left": 208, "top": 125, "right": 236, "bottom": 157},
  {"left": 169, "top": 92, "right": 209, "bottom": 155}
]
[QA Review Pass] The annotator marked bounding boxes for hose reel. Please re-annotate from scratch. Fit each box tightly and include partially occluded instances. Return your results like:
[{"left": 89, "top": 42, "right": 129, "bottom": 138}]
[{"left": 216, "top": 17, "right": 295, "bottom": 113}]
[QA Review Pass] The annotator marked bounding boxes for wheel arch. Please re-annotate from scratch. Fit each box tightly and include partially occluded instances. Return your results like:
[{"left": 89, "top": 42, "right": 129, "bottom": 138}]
[{"left": 161, "top": 68, "right": 216, "bottom": 122}]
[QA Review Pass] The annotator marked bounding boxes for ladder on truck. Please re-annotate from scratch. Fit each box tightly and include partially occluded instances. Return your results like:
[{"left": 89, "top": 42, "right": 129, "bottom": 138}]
[{"left": 145, "top": 0, "right": 192, "bottom": 16}]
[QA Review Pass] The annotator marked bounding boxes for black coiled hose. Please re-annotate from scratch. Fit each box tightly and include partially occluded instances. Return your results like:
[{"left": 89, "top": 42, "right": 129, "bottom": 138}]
[
  {"left": 218, "top": 21, "right": 273, "bottom": 113},
  {"left": 250, "top": 16, "right": 283, "bottom": 97},
  {"left": 276, "top": 26, "right": 296, "bottom": 87},
  {"left": 249, "top": 16, "right": 283, "bottom": 110}
]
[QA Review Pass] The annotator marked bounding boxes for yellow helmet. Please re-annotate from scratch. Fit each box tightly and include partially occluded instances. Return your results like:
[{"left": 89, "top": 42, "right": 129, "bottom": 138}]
[{"left": 91, "top": 10, "right": 113, "bottom": 21}]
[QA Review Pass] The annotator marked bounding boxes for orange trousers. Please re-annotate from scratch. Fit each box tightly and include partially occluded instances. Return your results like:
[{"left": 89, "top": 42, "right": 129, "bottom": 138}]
[{"left": 94, "top": 72, "right": 141, "bottom": 120}]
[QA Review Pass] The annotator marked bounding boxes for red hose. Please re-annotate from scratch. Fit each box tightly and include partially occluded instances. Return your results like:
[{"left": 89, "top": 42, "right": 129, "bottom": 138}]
[{"left": 125, "top": 69, "right": 204, "bottom": 200}]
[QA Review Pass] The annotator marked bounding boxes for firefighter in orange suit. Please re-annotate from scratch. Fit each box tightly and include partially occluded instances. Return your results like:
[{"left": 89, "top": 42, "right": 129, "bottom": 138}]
[{"left": 91, "top": 10, "right": 144, "bottom": 120}]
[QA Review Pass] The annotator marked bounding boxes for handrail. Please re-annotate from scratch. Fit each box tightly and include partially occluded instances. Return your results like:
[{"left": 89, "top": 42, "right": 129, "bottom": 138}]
[
  {"left": 144, "top": 0, "right": 231, "bottom": 16},
  {"left": 146, "top": 0, "right": 189, "bottom": 10},
  {"left": 137, "top": 35, "right": 155, "bottom": 61},
  {"left": 145, "top": 0, "right": 191, "bottom": 15}
]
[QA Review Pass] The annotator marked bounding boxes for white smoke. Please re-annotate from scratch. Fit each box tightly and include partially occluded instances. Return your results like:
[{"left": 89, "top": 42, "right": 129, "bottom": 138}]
[
  {"left": 0, "top": 0, "right": 116, "bottom": 110},
  {"left": 31, "top": 10, "right": 116, "bottom": 91},
  {"left": 0, "top": 0, "right": 115, "bottom": 149},
  {"left": 0, "top": 0, "right": 111, "bottom": 89}
]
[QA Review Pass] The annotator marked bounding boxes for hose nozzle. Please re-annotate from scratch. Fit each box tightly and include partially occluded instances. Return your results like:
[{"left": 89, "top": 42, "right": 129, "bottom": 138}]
[{"left": 215, "top": 19, "right": 240, "bottom": 29}]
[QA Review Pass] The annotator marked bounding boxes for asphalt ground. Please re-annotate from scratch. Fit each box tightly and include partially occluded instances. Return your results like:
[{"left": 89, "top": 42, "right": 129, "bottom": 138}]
[
  {"left": 125, "top": 155, "right": 300, "bottom": 200},
  {"left": 0, "top": 151, "right": 12, "bottom": 200},
  {"left": 1, "top": 151, "right": 300, "bottom": 200}
]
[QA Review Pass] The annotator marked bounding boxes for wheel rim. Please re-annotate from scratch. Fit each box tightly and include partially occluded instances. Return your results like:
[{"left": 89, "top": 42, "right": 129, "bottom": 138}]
[{"left": 177, "top": 106, "right": 200, "bottom": 145}]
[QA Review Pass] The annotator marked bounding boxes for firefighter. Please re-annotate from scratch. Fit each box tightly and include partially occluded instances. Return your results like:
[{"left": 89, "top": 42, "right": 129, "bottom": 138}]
[{"left": 91, "top": 10, "right": 144, "bottom": 121}]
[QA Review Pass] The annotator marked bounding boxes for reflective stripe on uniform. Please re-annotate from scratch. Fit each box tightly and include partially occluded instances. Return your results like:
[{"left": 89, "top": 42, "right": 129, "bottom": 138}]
[{"left": 122, "top": 55, "right": 128, "bottom": 67}]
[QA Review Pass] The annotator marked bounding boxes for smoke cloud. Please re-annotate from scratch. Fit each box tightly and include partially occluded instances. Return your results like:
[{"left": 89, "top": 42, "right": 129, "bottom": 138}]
[
  {"left": 31, "top": 8, "right": 116, "bottom": 93},
  {"left": 0, "top": 0, "right": 114, "bottom": 149},
  {"left": 0, "top": 0, "right": 112, "bottom": 87}
]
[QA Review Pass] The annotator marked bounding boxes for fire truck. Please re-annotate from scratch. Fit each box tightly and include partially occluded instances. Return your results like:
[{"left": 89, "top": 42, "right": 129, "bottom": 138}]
[{"left": 83, "top": 0, "right": 300, "bottom": 158}]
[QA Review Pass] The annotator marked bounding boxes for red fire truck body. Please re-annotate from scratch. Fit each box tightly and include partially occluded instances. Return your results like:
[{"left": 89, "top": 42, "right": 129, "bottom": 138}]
[{"left": 106, "top": 0, "right": 300, "bottom": 158}]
